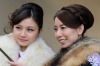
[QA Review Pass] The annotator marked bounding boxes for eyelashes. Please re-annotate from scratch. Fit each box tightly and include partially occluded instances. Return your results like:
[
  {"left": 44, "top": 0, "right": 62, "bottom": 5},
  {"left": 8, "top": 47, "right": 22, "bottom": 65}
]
[
  {"left": 27, "top": 29, "right": 34, "bottom": 31},
  {"left": 54, "top": 26, "right": 67, "bottom": 32},
  {"left": 15, "top": 26, "right": 34, "bottom": 32}
]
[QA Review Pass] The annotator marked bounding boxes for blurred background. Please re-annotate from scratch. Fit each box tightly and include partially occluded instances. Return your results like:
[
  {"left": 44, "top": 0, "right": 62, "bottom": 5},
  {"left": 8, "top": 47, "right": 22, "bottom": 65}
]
[{"left": 0, "top": 0, "right": 100, "bottom": 52}]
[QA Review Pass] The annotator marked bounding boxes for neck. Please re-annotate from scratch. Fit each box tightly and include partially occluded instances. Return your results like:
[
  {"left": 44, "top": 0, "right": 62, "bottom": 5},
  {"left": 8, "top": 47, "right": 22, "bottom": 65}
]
[{"left": 20, "top": 46, "right": 27, "bottom": 51}]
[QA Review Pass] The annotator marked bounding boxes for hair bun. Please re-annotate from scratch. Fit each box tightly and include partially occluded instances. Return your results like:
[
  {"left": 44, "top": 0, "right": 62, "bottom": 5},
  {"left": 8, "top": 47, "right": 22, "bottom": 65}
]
[
  {"left": 63, "top": 4, "right": 94, "bottom": 29},
  {"left": 70, "top": 4, "right": 94, "bottom": 29}
]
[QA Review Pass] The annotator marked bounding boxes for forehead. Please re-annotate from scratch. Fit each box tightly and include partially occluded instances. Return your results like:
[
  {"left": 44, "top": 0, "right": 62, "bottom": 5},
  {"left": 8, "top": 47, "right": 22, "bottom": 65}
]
[
  {"left": 17, "top": 17, "right": 38, "bottom": 27},
  {"left": 54, "top": 17, "right": 64, "bottom": 26}
]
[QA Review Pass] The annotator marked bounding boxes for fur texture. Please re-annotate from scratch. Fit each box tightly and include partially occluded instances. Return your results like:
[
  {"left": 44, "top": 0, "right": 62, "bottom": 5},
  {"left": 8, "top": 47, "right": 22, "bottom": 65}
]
[
  {"left": 0, "top": 33, "right": 54, "bottom": 66},
  {"left": 45, "top": 37, "right": 100, "bottom": 66}
]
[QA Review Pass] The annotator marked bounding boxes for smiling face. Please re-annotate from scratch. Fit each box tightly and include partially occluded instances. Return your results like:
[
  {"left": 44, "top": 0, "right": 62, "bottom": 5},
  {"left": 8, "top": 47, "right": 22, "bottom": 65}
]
[
  {"left": 54, "top": 17, "right": 84, "bottom": 48},
  {"left": 12, "top": 17, "right": 40, "bottom": 51}
]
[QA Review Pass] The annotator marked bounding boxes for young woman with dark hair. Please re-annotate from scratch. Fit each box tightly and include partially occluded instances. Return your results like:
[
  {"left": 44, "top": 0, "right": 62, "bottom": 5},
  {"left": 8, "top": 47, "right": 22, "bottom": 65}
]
[
  {"left": 45, "top": 4, "right": 100, "bottom": 66},
  {"left": 0, "top": 3, "right": 54, "bottom": 66}
]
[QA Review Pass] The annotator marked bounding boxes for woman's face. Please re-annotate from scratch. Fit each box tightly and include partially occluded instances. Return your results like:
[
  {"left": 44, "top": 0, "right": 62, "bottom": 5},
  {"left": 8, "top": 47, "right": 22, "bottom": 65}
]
[
  {"left": 54, "top": 17, "right": 83, "bottom": 48},
  {"left": 13, "top": 17, "right": 40, "bottom": 50}
]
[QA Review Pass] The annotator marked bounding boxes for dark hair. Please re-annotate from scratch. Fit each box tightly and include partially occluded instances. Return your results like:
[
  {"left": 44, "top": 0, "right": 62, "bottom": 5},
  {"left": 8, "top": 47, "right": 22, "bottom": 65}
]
[
  {"left": 54, "top": 4, "right": 94, "bottom": 36},
  {"left": 4, "top": 3, "right": 43, "bottom": 33}
]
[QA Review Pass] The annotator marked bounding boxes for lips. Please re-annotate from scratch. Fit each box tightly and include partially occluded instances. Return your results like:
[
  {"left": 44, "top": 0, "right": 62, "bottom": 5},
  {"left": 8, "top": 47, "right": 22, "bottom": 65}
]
[
  {"left": 18, "top": 38, "right": 28, "bottom": 42},
  {"left": 59, "top": 39, "right": 65, "bottom": 44}
]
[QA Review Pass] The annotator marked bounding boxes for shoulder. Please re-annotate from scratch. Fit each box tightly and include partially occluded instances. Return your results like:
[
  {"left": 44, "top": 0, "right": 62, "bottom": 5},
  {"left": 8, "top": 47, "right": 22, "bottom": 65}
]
[
  {"left": 0, "top": 33, "right": 13, "bottom": 40},
  {"left": 38, "top": 37, "right": 55, "bottom": 57},
  {"left": 0, "top": 33, "right": 15, "bottom": 43},
  {"left": 73, "top": 37, "right": 100, "bottom": 53},
  {"left": 0, "top": 33, "right": 19, "bottom": 48},
  {"left": 70, "top": 37, "right": 100, "bottom": 56},
  {"left": 82, "top": 37, "right": 100, "bottom": 45},
  {"left": 37, "top": 37, "right": 54, "bottom": 51}
]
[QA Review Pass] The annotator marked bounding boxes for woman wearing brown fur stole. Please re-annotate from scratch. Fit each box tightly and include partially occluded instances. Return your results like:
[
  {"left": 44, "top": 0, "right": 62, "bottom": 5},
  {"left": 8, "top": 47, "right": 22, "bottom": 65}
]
[{"left": 45, "top": 4, "right": 100, "bottom": 66}]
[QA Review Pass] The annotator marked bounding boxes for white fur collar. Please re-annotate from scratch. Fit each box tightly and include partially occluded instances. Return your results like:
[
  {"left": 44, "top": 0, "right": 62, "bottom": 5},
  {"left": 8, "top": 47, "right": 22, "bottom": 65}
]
[
  {"left": 0, "top": 33, "right": 54, "bottom": 66},
  {"left": 18, "top": 36, "right": 54, "bottom": 66}
]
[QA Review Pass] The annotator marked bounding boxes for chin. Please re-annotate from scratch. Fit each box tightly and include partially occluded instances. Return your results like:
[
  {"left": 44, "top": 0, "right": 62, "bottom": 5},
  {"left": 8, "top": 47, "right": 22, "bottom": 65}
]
[
  {"left": 62, "top": 46, "right": 67, "bottom": 48},
  {"left": 62, "top": 45, "right": 69, "bottom": 48},
  {"left": 20, "top": 44, "right": 28, "bottom": 47},
  {"left": 18, "top": 42, "right": 28, "bottom": 46}
]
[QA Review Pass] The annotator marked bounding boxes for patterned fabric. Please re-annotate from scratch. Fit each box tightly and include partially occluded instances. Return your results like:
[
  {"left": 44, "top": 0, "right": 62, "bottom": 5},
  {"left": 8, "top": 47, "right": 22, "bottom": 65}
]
[
  {"left": 18, "top": 51, "right": 24, "bottom": 59},
  {"left": 88, "top": 53, "right": 100, "bottom": 66},
  {"left": 18, "top": 53, "right": 21, "bottom": 59}
]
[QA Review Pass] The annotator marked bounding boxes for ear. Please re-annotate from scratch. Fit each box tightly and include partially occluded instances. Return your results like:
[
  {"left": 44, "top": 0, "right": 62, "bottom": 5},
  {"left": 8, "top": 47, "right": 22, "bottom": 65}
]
[
  {"left": 77, "top": 24, "right": 84, "bottom": 35},
  {"left": 37, "top": 29, "right": 43, "bottom": 37},
  {"left": 39, "top": 29, "right": 43, "bottom": 34}
]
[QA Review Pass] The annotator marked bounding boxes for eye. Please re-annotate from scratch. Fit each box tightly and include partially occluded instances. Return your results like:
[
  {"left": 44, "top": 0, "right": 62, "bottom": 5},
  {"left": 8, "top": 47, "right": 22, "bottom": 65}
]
[
  {"left": 61, "top": 26, "right": 66, "bottom": 29},
  {"left": 54, "top": 27, "right": 57, "bottom": 31},
  {"left": 15, "top": 26, "right": 21, "bottom": 30},
  {"left": 27, "top": 28, "right": 34, "bottom": 32}
]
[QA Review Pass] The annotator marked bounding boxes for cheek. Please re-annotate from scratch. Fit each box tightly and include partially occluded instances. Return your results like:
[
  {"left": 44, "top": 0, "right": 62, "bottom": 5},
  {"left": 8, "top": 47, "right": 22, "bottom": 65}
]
[
  {"left": 12, "top": 29, "right": 18, "bottom": 38},
  {"left": 64, "top": 30, "right": 79, "bottom": 41},
  {"left": 54, "top": 32, "right": 57, "bottom": 38},
  {"left": 69, "top": 32, "right": 79, "bottom": 42},
  {"left": 63, "top": 30, "right": 71, "bottom": 37},
  {"left": 29, "top": 32, "right": 39, "bottom": 42},
  {"left": 12, "top": 27, "right": 20, "bottom": 35}
]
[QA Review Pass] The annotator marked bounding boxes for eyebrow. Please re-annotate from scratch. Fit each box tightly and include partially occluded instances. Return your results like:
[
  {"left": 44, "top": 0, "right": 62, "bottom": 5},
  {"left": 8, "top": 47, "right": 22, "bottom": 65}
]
[
  {"left": 54, "top": 24, "right": 65, "bottom": 27},
  {"left": 27, "top": 26, "right": 35, "bottom": 29},
  {"left": 15, "top": 25, "right": 35, "bottom": 29}
]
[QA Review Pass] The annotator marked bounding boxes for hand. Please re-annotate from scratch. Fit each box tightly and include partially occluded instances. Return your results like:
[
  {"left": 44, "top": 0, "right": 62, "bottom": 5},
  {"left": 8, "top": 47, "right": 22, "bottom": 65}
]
[{"left": 7, "top": 61, "right": 25, "bottom": 66}]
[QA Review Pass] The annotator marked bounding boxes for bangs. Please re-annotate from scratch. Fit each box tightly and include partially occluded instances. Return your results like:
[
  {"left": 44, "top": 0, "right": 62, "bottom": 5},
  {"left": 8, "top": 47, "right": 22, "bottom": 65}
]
[
  {"left": 14, "top": 10, "right": 31, "bottom": 25},
  {"left": 55, "top": 10, "right": 81, "bottom": 29}
]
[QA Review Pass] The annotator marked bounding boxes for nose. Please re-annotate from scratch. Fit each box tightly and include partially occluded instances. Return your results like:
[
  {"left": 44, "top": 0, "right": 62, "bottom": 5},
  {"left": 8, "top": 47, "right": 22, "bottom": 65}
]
[
  {"left": 20, "top": 30, "right": 26, "bottom": 38},
  {"left": 55, "top": 29, "right": 62, "bottom": 38}
]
